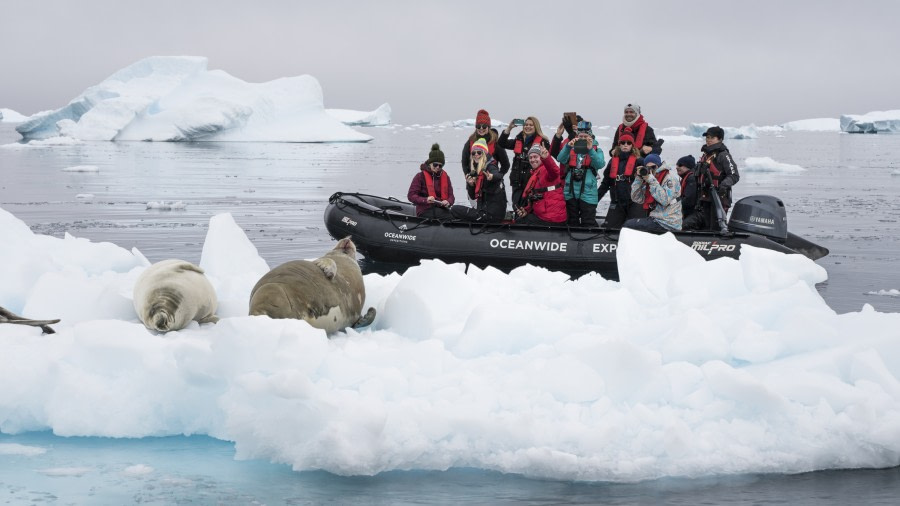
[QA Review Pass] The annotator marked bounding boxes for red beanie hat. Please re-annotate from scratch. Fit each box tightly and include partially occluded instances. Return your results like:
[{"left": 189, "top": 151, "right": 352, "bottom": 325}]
[
  {"left": 619, "top": 128, "right": 635, "bottom": 144},
  {"left": 476, "top": 109, "right": 491, "bottom": 126}
]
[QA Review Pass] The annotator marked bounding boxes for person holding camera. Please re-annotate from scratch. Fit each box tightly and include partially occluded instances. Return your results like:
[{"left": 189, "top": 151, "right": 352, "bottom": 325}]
[
  {"left": 682, "top": 126, "right": 740, "bottom": 231},
  {"left": 499, "top": 116, "right": 551, "bottom": 210},
  {"left": 408, "top": 143, "right": 456, "bottom": 219},
  {"left": 598, "top": 128, "right": 648, "bottom": 228},
  {"left": 556, "top": 121, "right": 605, "bottom": 226},
  {"left": 461, "top": 109, "right": 510, "bottom": 206},
  {"left": 451, "top": 138, "right": 507, "bottom": 223},
  {"left": 550, "top": 112, "right": 582, "bottom": 158},
  {"left": 623, "top": 154, "right": 682, "bottom": 233},
  {"left": 609, "top": 103, "right": 659, "bottom": 157},
  {"left": 515, "top": 144, "right": 566, "bottom": 225}
]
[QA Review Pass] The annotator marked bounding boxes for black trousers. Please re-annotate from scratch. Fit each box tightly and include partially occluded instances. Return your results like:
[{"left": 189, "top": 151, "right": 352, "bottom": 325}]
[
  {"left": 682, "top": 201, "right": 728, "bottom": 231},
  {"left": 566, "top": 199, "right": 598, "bottom": 227},
  {"left": 602, "top": 200, "right": 647, "bottom": 229},
  {"left": 418, "top": 206, "right": 453, "bottom": 219}
]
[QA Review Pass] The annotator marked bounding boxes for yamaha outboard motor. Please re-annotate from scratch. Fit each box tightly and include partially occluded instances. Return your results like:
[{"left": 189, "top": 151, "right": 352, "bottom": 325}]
[{"left": 727, "top": 195, "right": 787, "bottom": 242}]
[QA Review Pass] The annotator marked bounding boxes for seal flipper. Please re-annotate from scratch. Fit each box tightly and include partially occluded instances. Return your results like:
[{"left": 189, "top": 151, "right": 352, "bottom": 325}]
[
  {"left": 198, "top": 314, "right": 219, "bottom": 324},
  {"left": 352, "top": 307, "right": 376, "bottom": 329},
  {"left": 315, "top": 258, "right": 337, "bottom": 280}
]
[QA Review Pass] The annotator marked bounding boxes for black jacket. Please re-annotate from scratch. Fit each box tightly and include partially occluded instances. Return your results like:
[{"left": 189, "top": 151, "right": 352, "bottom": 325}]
[
  {"left": 679, "top": 170, "right": 698, "bottom": 215},
  {"left": 697, "top": 142, "right": 739, "bottom": 207},
  {"left": 598, "top": 154, "right": 643, "bottom": 204},
  {"left": 461, "top": 129, "right": 510, "bottom": 177},
  {"left": 498, "top": 130, "right": 551, "bottom": 189}
]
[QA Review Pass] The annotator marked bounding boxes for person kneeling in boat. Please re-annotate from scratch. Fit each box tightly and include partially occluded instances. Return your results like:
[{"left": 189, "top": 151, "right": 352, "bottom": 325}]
[
  {"left": 408, "top": 143, "right": 455, "bottom": 219},
  {"left": 557, "top": 121, "right": 605, "bottom": 227},
  {"left": 623, "top": 154, "right": 682, "bottom": 233},
  {"left": 515, "top": 144, "right": 566, "bottom": 225},
  {"left": 450, "top": 138, "right": 508, "bottom": 222}
]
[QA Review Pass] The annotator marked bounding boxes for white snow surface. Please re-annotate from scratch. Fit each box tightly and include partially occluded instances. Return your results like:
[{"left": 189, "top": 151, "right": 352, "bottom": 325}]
[
  {"left": 1, "top": 108, "right": 29, "bottom": 123},
  {"left": 742, "top": 157, "right": 807, "bottom": 173},
  {"left": 781, "top": 118, "right": 841, "bottom": 132},
  {"left": 2, "top": 205, "right": 900, "bottom": 482},
  {"left": 327, "top": 103, "right": 392, "bottom": 126},
  {"left": 61, "top": 165, "right": 99, "bottom": 173},
  {"left": 841, "top": 110, "right": 900, "bottom": 134},
  {"left": 13, "top": 56, "right": 371, "bottom": 143}
]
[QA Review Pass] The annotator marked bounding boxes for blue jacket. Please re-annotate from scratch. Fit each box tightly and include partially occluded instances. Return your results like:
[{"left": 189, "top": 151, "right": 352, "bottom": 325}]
[{"left": 557, "top": 142, "right": 605, "bottom": 204}]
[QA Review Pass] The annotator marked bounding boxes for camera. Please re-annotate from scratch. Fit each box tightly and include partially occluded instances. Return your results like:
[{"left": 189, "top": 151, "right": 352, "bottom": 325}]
[
  {"left": 528, "top": 192, "right": 544, "bottom": 202},
  {"left": 513, "top": 118, "right": 525, "bottom": 126},
  {"left": 572, "top": 168, "right": 586, "bottom": 181},
  {"left": 573, "top": 138, "right": 590, "bottom": 155},
  {"left": 637, "top": 166, "right": 650, "bottom": 178}
]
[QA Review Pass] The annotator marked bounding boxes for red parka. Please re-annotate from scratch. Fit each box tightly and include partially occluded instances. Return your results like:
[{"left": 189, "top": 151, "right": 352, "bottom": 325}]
[{"left": 522, "top": 156, "right": 566, "bottom": 223}]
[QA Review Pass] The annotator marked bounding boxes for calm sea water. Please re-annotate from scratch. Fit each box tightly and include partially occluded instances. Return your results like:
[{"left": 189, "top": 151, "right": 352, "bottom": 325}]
[{"left": 1, "top": 123, "right": 899, "bottom": 503}]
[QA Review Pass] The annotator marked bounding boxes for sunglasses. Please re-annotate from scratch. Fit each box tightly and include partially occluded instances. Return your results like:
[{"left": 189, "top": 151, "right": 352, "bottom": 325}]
[
  {"left": 431, "top": 162, "right": 444, "bottom": 168},
  {"left": 471, "top": 150, "right": 484, "bottom": 156},
  {"left": 619, "top": 141, "right": 633, "bottom": 145},
  {"left": 476, "top": 123, "right": 490, "bottom": 129}
]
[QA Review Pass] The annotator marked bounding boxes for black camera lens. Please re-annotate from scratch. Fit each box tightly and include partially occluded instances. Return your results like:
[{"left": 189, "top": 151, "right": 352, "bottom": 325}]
[{"left": 637, "top": 167, "right": 649, "bottom": 177}]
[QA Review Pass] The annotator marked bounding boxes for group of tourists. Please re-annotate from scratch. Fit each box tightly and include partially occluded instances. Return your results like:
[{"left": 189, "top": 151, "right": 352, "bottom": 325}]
[{"left": 406, "top": 105, "right": 740, "bottom": 232}]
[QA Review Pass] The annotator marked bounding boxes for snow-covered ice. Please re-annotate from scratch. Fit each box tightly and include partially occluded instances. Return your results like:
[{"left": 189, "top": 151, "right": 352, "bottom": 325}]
[
  {"left": 781, "top": 118, "right": 841, "bottom": 132},
  {"left": 867, "top": 289, "right": 900, "bottom": 297},
  {"left": 2, "top": 202, "right": 899, "bottom": 482},
  {"left": 742, "top": 157, "right": 807, "bottom": 173},
  {"left": 13, "top": 56, "right": 372, "bottom": 143},
  {"left": 841, "top": 110, "right": 900, "bottom": 134},
  {"left": 327, "top": 103, "right": 392, "bottom": 126},
  {"left": 1, "top": 108, "right": 29, "bottom": 123},
  {"left": 146, "top": 201, "right": 186, "bottom": 210}
]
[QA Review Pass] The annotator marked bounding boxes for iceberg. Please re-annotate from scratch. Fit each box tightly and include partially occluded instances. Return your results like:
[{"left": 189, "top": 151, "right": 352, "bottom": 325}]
[
  {"left": 452, "top": 118, "right": 508, "bottom": 129},
  {"left": 743, "top": 156, "right": 806, "bottom": 173},
  {"left": 781, "top": 118, "right": 840, "bottom": 132},
  {"left": 14, "top": 56, "right": 371, "bottom": 143},
  {"left": 840, "top": 110, "right": 900, "bottom": 134},
  {"left": 686, "top": 123, "right": 758, "bottom": 139},
  {"left": 327, "top": 103, "right": 392, "bottom": 126},
  {"left": 0, "top": 108, "right": 28, "bottom": 123}
]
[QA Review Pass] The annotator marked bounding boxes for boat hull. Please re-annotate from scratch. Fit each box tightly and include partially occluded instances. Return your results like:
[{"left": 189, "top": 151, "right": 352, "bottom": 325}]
[{"left": 324, "top": 193, "right": 825, "bottom": 275}]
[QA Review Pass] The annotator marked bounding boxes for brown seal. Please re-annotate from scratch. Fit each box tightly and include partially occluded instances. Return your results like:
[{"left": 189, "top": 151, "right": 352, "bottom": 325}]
[{"left": 248, "top": 238, "right": 376, "bottom": 334}]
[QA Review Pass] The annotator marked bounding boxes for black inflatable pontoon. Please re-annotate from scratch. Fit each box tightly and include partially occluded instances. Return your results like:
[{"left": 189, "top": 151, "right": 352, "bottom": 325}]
[{"left": 324, "top": 192, "right": 828, "bottom": 275}]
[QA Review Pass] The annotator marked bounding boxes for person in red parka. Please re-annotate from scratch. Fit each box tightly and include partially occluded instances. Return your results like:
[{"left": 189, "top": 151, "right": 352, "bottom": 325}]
[
  {"left": 408, "top": 143, "right": 455, "bottom": 219},
  {"left": 515, "top": 144, "right": 566, "bottom": 225}
]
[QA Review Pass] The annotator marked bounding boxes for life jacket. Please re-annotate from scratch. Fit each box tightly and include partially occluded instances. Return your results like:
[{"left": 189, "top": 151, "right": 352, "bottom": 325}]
[
  {"left": 618, "top": 118, "right": 647, "bottom": 147},
  {"left": 642, "top": 169, "right": 669, "bottom": 210},
  {"left": 609, "top": 154, "right": 638, "bottom": 179},
  {"left": 680, "top": 171, "right": 693, "bottom": 196},
  {"left": 698, "top": 153, "right": 723, "bottom": 188},
  {"left": 424, "top": 170, "right": 449, "bottom": 201},
  {"left": 514, "top": 134, "right": 543, "bottom": 156},
  {"left": 521, "top": 165, "right": 561, "bottom": 205}
]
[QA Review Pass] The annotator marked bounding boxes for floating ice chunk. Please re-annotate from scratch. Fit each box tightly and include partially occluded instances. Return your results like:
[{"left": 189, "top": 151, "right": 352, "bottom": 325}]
[
  {"left": 781, "top": 118, "right": 841, "bottom": 132},
  {"left": 75, "top": 194, "right": 94, "bottom": 199},
  {"left": 14, "top": 56, "right": 371, "bottom": 143},
  {"left": 686, "top": 123, "right": 758, "bottom": 139},
  {"left": 327, "top": 103, "right": 392, "bottom": 126},
  {"left": 866, "top": 289, "right": 900, "bottom": 297},
  {"left": 743, "top": 157, "right": 806, "bottom": 173},
  {"left": 146, "top": 201, "right": 186, "bottom": 210},
  {"left": 841, "top": 110, "right": 900, "bottom": 133}
]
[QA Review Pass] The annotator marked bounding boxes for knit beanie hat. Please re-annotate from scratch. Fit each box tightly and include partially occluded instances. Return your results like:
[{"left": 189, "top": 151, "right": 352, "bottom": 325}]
[
  {"left": 624, "top": 103, "right": 641, "bottom": 115},
  {"left": 427, "top": 143, "right": 445, "bottom": 165},
  {"left": 643, "top": 154, "right": 662, "bottom": 167},
  {"left": 676, "top": 155, "right": 696, "bottom": 170},
  {"left": 471, "top": 138, "right": 489, "bottom": 154},
  {"left": 527, "top": 144, "right": 542, "bottom": 157},
  {"left": 619, "top": 128, "right": 635, "bottom": 144},
  {"left": 476, "top": 109, "right": 491, "bottom": 126}
]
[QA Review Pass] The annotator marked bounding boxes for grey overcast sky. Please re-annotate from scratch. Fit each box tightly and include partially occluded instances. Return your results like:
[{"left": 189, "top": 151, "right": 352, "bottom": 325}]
[{"left": 2, "top": 0, "right": 898, "bottom": 127}]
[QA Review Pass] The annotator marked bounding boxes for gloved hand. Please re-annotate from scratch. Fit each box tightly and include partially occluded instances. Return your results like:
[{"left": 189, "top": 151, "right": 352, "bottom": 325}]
[{"left": 562, "top": 115, "right": 575, "bottom": 138}]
